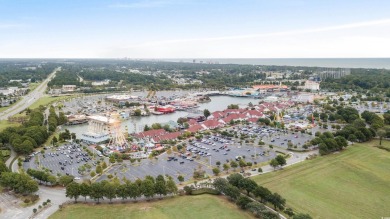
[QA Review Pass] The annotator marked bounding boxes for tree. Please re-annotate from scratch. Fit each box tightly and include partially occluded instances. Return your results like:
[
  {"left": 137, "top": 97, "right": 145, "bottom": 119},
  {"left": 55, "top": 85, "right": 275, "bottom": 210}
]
[
  {"left": 253, "top": 186, "right": 272, "bottom": 203},
  {"left": 128, "top": 181, "right": 141, "bottom": 200},
  {"left": 101, "top": 161, "right": 107, "bottom": 169},
  {"left": 134, "top": 109, "right": 142, "bottom": 116},
  {"left": 213, "top": 178, "right": 228, "bottom": 193},
  {"left": 47, "top": 175, "right": 57, "bottom": 186},
  {"left": 79, "top": 183, "right": 90, "bottom": 202},
  {"left": 212, "top": 167, "right": 220, "bottom": 176},
  {"left": 268, "top": 192, "right": 286, "bottom": 210},
  {"left": 104, "top": 183, "right": 117, "bottom": 203},
  {"left": 166, "top": 177, "right": 178, "bottom": 195},
  {"left": 96, "top": 165, "right": 103, "bottom": 175},
  {"left": 154, "top": 175, "right": 167, "bottom": 197},
  {"left": 227, "top": 173, "right": 244, "bottom": 187},
  {"left": 90, "top": 182, "right": 105, "bottom": 203},
  {"left": 203, "top": 109, "right": 211, "bottom": 119},
  {"left": 270, "top": 159, "right": 279, "bottom": 169},
  {"left": 141, "top": 178, "right": 155, "bottom": 199},
  {"left": 377, "top": 129, "right": 386, "bottom": 146},
  {"left": 230, "top": 161, "right": 238, "bottom": 171},
  {"left": 236, "top": 195, "right": 253, "bottom": 209},
  {"left": 284, "top": 207, "right": 295, "bottom": 218},
  {"left": 275, "top": 155, "right": 286, "bottom": 167},
  {"left": 223, "top": 163, "right": 230, "bottom": 173},
  {"left": 177, "top": 175, "right": 184, "bottom": 184},
  {"left": 224, "top": 184, "right": 240, "bottom": 201},
  {"left": 293, "top": 213, "right": 313, "bottom": 219},
  {"left": 238, "top": 178, "right": 258, "bottom": 195},
  {"left": 66, "top": 182, "right": 80, "bottom": 202},
  {"left": 58, "top": 175, "right": 74, "bottom": 187},
  {"left": 116, "top": 184, "right": 128, "bottom": 201}
]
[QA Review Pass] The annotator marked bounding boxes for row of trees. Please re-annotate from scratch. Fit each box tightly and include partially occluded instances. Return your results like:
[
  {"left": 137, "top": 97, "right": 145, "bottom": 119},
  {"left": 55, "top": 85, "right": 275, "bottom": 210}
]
[
  {"left": 311, "top": 132, "right": 349, "bottom": 155},
  {"left": 0, "top": 172, "right": 38, "bottom": 195},
  {"left": 212, "top": 174, "right": 311, "bottom": 219},
  {"left": 48, "top": 106, "right": 67, "bottom": 132},
  {"left": 26, "top": 168, "right": 77, "bottom": 186},
  {"left": 66, "top": 175, "right": 178, "bottom": 203}
]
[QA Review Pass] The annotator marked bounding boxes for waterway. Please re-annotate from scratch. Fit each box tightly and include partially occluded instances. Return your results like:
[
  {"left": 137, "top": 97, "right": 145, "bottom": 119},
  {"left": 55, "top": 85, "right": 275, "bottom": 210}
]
[{"left": 64, "top": 95, "right": 257, "bottom": 136}]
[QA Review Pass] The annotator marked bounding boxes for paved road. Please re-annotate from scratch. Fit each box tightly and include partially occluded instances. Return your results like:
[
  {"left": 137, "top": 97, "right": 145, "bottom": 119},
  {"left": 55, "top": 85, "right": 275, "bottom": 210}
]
[
  {"left": 5, "top": 145, "right": 16, "bottom": 169},
  {"left": 0, "top": 67, "right": 60, "bottom": 120}
]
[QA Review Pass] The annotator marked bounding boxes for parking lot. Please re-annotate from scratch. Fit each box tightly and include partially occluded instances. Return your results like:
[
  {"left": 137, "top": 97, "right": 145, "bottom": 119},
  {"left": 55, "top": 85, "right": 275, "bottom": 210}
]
[
  {"left": 23, "top": 143, "right": 96, "bottom": 179},
  {"left": 98, "top": 135, "right": 276, "bottom": 183}
]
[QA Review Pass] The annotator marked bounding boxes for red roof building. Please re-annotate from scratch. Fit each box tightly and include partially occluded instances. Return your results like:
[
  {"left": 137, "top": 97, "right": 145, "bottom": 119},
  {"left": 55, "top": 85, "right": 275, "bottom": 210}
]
[
  {"left": 134, "top": 129, "right": 167, "bottom": 139},
  {"left": 202, "top": 119, "right": 223, "bottom": 129},
  {"left": 187, "top": 124, "right": 204, "bottom": 133}
]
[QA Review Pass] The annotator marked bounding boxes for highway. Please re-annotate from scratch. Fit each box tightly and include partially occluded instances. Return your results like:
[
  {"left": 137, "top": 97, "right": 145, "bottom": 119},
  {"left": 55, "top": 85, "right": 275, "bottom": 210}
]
[{"left": 0, "top": 67, "right": 60, "bottom": 121}]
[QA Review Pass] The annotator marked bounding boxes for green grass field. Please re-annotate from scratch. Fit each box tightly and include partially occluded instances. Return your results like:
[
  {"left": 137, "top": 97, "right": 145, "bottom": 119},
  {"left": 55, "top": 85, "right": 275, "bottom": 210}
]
[
  {"left": 0, "top": 120, "right": 20, "bottom": 131},
  {"left": 49, "top": 195, "right": 254, "bottom": 219},
  {"left": 253, "top": 140, "right": 390, "bottom": 219},
  {"left": 29, "top": 95, "right": 73, "bottom": 109}
]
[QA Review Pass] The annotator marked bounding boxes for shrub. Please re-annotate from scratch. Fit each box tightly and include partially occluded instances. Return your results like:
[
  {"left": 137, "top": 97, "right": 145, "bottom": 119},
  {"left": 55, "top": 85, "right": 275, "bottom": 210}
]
[
  {"left": 31, "top": 195, "right": 39, "bottom": 202},
  {"left": 191, "top": 188, "right": 220, "bottom": 195},
  {"left": 24, "top": 199, "right": 30, "bottom": 204}
]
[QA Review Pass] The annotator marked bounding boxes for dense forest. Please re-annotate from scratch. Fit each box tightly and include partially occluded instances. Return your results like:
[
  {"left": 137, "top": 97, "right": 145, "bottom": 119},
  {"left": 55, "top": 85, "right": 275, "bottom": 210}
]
[
  {"left": 0, "top": 61, "right": 57, "bottom": 87},
  {"left": 320, "top": 68, "right": 390, "bottom": 91}
]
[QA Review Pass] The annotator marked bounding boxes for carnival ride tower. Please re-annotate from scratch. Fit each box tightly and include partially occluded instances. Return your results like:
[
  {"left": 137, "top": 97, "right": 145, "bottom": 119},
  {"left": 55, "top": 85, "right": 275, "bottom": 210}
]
[{"left": 107, "top": 112, "right": 129, "bottom": 150}]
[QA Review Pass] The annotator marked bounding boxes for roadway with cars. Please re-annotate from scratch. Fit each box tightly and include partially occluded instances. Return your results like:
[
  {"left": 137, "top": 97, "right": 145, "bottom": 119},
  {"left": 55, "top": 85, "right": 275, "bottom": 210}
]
[{"left": 0, "top": 67, "right": 60, "bottom": 120}]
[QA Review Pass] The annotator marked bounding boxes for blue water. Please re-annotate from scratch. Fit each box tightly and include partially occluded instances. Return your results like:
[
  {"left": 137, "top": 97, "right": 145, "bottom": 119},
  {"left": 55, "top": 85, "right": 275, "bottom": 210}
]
[{"left": 164, "top": 58, "right": 390, "bottom": 69}]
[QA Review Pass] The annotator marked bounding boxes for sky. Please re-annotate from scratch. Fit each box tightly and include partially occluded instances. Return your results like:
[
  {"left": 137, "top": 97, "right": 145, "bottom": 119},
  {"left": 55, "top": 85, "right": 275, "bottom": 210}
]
[{"left": 0, "top": 0, "right": 390, "bottom": 58}]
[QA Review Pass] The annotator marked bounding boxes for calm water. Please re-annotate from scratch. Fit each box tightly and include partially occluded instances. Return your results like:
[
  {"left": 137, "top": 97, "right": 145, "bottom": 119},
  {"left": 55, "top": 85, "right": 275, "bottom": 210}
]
[
  {"left": 65, "top": 96, "right": 257, "bottom": 136},
  {"left": 164, "top": 58, "right": 390, "bottom": 69}
]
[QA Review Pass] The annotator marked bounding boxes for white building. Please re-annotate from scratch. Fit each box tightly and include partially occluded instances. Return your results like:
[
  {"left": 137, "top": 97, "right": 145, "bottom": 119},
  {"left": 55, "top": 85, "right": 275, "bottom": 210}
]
[
  {"left": 302, "top": 80, "right": 320, "bottom": 91},
  {"left": 92, "top": 79, "right": 110, "bottom": 86},
  {"left": 62, "top": 85, "right": 77, "bottom": 92}
]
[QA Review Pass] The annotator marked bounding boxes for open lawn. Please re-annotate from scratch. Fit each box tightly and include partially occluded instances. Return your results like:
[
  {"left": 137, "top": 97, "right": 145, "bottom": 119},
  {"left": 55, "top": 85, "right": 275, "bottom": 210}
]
[
  {"left": 253, "top": 140, "right": 390, "bottom": 219},
  {"left": 29, "top": 95, "right": 73, "bottom": 109},
  {"left": 0, "top": 120, "right": 20, "bottom": 132},
  {"left": 49, "top": 195, "right": 254, "bottom": 219}
]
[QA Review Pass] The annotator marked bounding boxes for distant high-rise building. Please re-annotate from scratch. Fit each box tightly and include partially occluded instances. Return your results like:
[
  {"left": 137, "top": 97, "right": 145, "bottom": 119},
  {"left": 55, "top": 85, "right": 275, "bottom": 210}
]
[{"left": 315, "top": 68, "right": 351, "bottom": 80}]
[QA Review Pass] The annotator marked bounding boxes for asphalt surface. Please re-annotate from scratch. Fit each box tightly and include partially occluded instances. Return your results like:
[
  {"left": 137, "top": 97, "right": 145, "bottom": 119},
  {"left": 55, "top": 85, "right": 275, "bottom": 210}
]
[
  {"left": 0, "top": 67, "right": 60, "bottom": 120},
  {"left": 97, "top": 135, "right": 276, "bottom": 183},
  {"left": 23, "top": 143, "right": 96, "bottom": 180}
]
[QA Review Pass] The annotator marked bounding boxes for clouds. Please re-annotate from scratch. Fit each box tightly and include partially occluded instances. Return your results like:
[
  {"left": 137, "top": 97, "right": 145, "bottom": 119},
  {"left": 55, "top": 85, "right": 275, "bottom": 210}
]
[
  {"left": 1, "top": 1, "right": 390, "bottom": 58},
  {"left": 112, "top": 18, "right": 390, "bottom": 58}
]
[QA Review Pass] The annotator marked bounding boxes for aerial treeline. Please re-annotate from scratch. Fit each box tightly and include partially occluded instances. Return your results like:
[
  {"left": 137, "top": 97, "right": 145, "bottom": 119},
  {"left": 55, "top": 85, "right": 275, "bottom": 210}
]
[
  {"left": 320, "top": 68, "right": 390, "bottom": 91},
  {"left": 212, "top": 174, "right": 311, "bottom": 219},
  {"left": 48, "top": 69, "right": 83, "bottom": 87},
  {"left": 65, "top": 175, "right": 178, "bottom": 203},
  {"left": 311, "top": 132, "right": 349, "bottom": 155},
  {"left": 0, "top": 172, "right": 39, "bottom": 195},
  {"left": 0, "top": 110, "right": 49, "bottom": 154},
  {"left": 0, "top": 62, "right": 57, "bottom": 87},
  {"left": 26, "top": 168, "right": 75, "bottom": 186},
  {"left": 0, "top": 106, "right": 65, "bottom": 155},
  {"left": 48, "top": 106, "right": 67, "bottom": 132}
]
